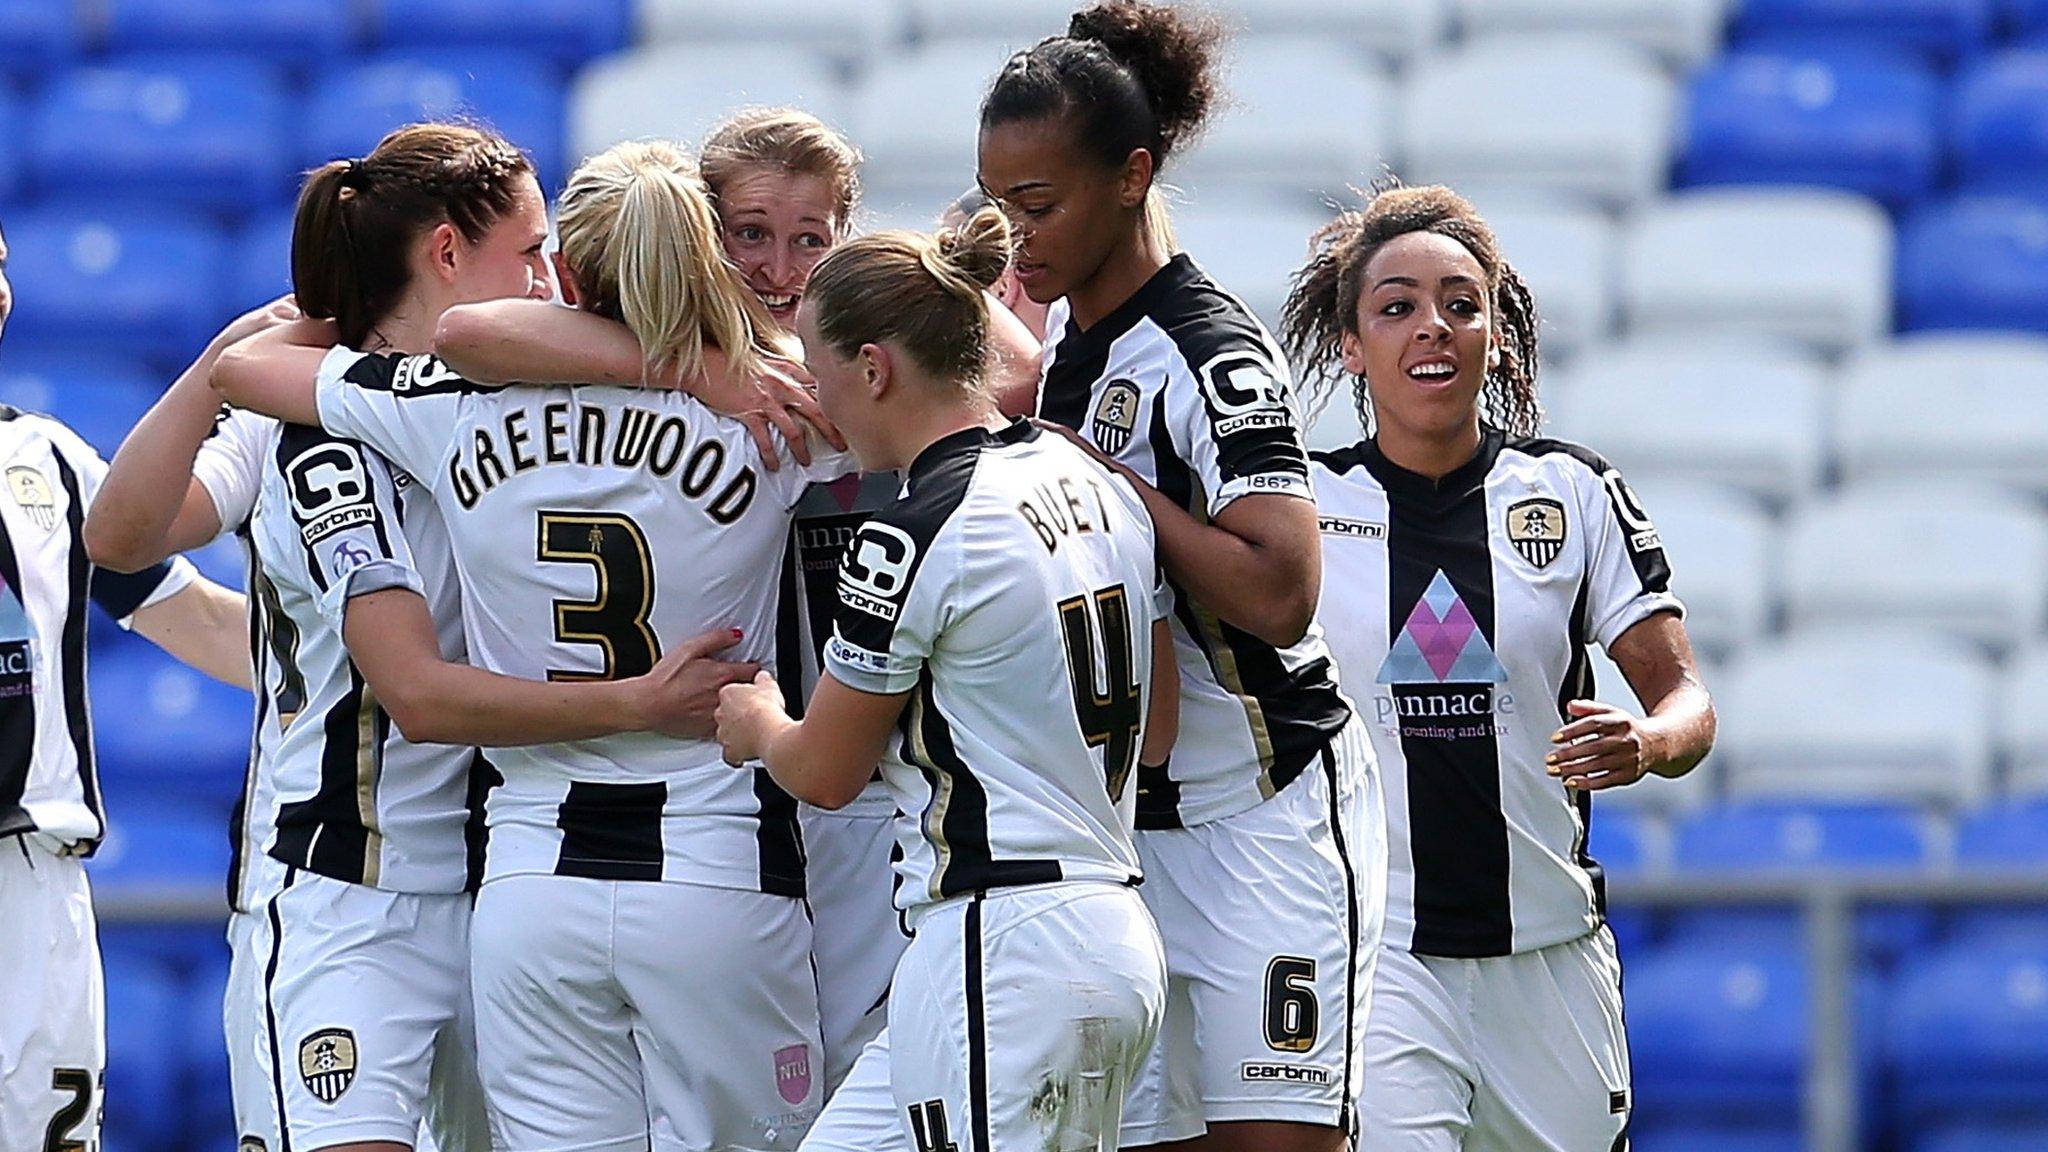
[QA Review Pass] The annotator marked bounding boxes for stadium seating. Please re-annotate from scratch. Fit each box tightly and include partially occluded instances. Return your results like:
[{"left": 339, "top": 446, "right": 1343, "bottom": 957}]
[
  {"left": 1453, "top": 0, "right": 1729, "bottom": 66},
  {"left": 1621, "top": 187, "right": 1894, "bottom": 352},
  {"left": 2002, "top": 650, "right": 2048, "bottom": 793},
  {"left": 1476, "top": 199, "right": 1618, "bottom": 360},
  {"left": 1914, "top": 1123, "right": 2048, "bottom": 1152},
  {"left": 1897, "top": 195, "right": 2048, "bottom": 332},
  {"left": 2012, "top": 0, "right": 2048, "bottom": 34},
  {"left": 1, "top": 210, "right": 229, "bottom": 367},
  {"left": 0, "top": 0, "right": 83, "bottom": 73},
  {"left": 1627, "top": 936, "right": 1809, "bottom": 1119},
  {"left": 1732, "top": 0, "right": 1999, "bottom": 63},
  {"left": 851, "top": 41, "right": 1025, "bottom": 210},
  {"left": 369, "top": 0, "right": 631, "bottom": 68},
  {"left": 1544, "top": 337, "right": 1828, "bottom": 502},
  {"left": 0, "top": 352, "right": 165, "bottom": 459},
  {"left": 1951, "top": 49, "right": 2048, "bottom": 194},
  {"left": 1398, "top": 35, "right": 1676, "bottom": 210},
  {"left": 303, "top": 52, "right": 569, "bottom": 191},
  {"left": 1888, "top": 939, "right": 2048, "bottom": 1126},
  {"left": 1629, "top": 1125, "right": 1805, "bottom": 1152},
  {"left": 1949, "top": 803, "right": 2048, "bottom": 945},
  {"left": 99, "top": 952, "right": 184, "bottom": 1149},
  {"left": 0, "top": 88, "right": 22, "bottom": 206},
  {"left": 1302, "top": 388, "right": 1366, "bottom": 455},
  {"left": 638, "top": 0, "right": 904, "bottom": 63},
  {"left": 1169, "top": 192, "right": 1329, "bottom": 328},
  {"left": 1679, "top": 49, "right": 1942, "bottom": 208},
  {"left": 1621, "top": 480, "right": 1775, "bottom": 657},
  {"left": 91, "top": 643, "right": 253, "bottom": 812},
  {"left": 178, "top": 954, "right": 236, "bottom": 1152},
  {"left": 1718, "top": 630, "right": 1996, "bottom": 805},
  {"left": 1168, "top": 38, "right": 1393, "bottom": 204},
  {"left": 103, "top": 0, "right": 357, "bottom": 64},
  {"left": 907, "top": 0, "right": 1454, "bottom": 63},
  {"left": 230, "top": 208, "right": 298, "bottom": 314},
  {"left": 1832, "top": 334, "right": 2048, "bottom": 493},
  {"left": 89, "top": 801, "right": 234, "bottom": 895},
  {"left": 568, "top": 43, "right": 848, "bottom": 166}
]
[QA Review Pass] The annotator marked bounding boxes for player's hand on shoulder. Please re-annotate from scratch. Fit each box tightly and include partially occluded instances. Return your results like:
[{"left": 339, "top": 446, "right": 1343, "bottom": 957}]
[
  {"left": 708, "top": 355, "right": 844, "bottom": 471},
  {"left": 715, "top": 670, "right": 788, "bottom": 767},
  {"left": 628, "top": 626, "right": 760, "bottom": 740},
  {"left": 1547, "top": 700, "right": 1658, "bottom": 791}
]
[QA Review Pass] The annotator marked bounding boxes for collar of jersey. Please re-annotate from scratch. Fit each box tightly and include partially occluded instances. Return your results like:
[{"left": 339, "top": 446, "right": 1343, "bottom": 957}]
[
  {"left": 1360, "top": 426, "right": 1504, "bottom": 505},
  {"left": 1057, "top": 253, "right": 1201, "bottom": 354},
  {"left": 906, "top": 418, "right": 1039, "bottom": 481}
]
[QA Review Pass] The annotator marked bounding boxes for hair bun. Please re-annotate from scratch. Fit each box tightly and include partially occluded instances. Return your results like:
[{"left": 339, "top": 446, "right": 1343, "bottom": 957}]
[
  {"left": 931, "top": 206, "right": 1012, "bottom": 295},
  {"left": 1065, "top": 0, "right": 1226, "bottom": 160}
]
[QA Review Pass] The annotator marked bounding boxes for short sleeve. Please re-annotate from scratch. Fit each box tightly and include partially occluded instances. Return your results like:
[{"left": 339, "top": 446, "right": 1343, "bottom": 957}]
[
  {"left": 1582, "top": 462, "right": 1684, "bottom": 649},
  {"left": 270, "top": 425, "right": 426, "bottom": 632},
  {"left": 191, "top": 407, "right": 270, "bottom": 535},
  {"left": 314, "top": 347, "right": 472, "bottom": 482},
  {"left": 34, "top": 415, "right": 199, "bottom": 624},
  {"left": 823, "top": 512, "right": 957, "bottom": 697},
  {"left": 757, "top": 429, "right": 860, "bottom": 510},
  {"left": 1166, "top": 339, "right": 1314, "bottom": 517}
]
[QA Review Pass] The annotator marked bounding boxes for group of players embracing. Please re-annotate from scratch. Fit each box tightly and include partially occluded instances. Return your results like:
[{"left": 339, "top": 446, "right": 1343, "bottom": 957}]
[{"left": 10, "top": 2, "right": 1721, "bottom": 1152}]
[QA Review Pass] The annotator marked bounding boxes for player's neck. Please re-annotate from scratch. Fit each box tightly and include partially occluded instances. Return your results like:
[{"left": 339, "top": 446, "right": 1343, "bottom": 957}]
[
  {"left": 883, "top": 397, "right": 1005, "bottom": 472},
  {"left": 1067, "top": 224, "right": 1172, "bottom": 332},
  {"left": 357, "top": 295, "right": 443, "bottom": 355},
  {"left": 1376, "top": 419, "right": 1485, "bottom": 482}
]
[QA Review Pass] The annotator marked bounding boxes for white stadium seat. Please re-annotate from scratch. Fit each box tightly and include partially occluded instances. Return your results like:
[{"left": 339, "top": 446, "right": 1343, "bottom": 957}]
[
  {"left": 2000, "top": 644, "right": 2048, "bottom": 795},
  {"left": 1621, "top": 188, "right": 1893, "bottom": 354},
  {"left": 635, "top": 0, "right": 903, "bottom": 64},
  {"left": 568, "top": 44, "right": 849, "bottom": 162},
  {"left": 1454, "top": 0, "right": 1729, "bottom": 68},
  {"left": 1304, "top": 386, "right": 1367, "bottom": 454},
  {"left": 1169, "top": 191, "right": 1329, "bottom": 330},
  {"left": 1719, "top": 628, "right": 1997, "bottom": 806},
  {"left": 1477, "top": 199, "right": 1619, "bottom": 361},
  {"left": 1397, "top": 35, "right": 1676, "bottom": 210},
  {"left": 851, "top": 41, "right": 1024, "bottom": 212},
  {"left": 907, "top": 0, "right": 1076, "bottom": 41},
  {"left": 911, "top": 0, "right": 1451, "bottom": 63},
  {"left": 1781, "top": 482, "right": 2048, "bottom": 652},
  {"left": 1171, "top": 37, "right": 1393, "bottom": 204},
  {"left": 1835, "top": 333, "right": 2048, "bottom": 493},
  {"left": 1625, "top": 479, "right": 1777, "bottom": 660},
  {"left": 1543, "top": 336, "right": 1829, "bottom": 502}
]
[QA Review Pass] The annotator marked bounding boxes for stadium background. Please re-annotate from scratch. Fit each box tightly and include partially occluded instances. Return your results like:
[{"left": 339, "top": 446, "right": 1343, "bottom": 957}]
[{"left": 1, "top": 0, "right": 2044, "bottom": 1149}]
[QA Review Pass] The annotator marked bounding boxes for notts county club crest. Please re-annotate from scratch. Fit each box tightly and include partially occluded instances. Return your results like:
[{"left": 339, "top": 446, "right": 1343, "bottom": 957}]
[
  {"left": 299, "top": 1028, "right": 358, "bottom": 1104},
  {"left": 1506, "top": 497, "right": 1567, "bottom": 568},
  {"left": 6, "top": 467, "right": 56, "bottom": 531},
  {"left": 1090, "top": 379, "right": 1141, "bottom": 455}
]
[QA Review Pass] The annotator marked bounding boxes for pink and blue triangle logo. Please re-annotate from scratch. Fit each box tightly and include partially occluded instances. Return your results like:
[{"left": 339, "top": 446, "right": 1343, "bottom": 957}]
[{"left": 1376, "top": 570, "right": 1507, "bottom": 685}]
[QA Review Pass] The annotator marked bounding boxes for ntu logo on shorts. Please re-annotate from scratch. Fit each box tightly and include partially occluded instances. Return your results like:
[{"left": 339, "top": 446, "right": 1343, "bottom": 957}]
[
  {"left": 298, "top": 1028, "right": 357, "bottom": 1104},
  {"left": 774, "top": 1043, "right": 812, "bottom": 1106},
  {"left": 1376, "top": 570, "right": 1507, "bottom": 685}
]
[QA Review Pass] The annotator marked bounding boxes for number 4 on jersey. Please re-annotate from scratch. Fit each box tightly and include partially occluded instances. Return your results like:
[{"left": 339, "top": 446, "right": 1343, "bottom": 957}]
[{"left": 1057, "top": 585, "right": 1142, "bottom": 802}]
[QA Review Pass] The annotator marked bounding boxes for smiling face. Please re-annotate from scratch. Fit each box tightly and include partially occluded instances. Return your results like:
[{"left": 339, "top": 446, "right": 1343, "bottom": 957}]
[
  {"left": 1340, "top": 230, "right": 1498, "bottom": 444},
  {"left": 716, "top": 166, "right": 841, "bottom": 329}
]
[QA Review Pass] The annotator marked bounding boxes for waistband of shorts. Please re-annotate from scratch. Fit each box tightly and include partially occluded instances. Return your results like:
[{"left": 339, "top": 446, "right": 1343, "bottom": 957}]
[{"left": 901, "top": 876, "right": 1137, "bottom": 934}]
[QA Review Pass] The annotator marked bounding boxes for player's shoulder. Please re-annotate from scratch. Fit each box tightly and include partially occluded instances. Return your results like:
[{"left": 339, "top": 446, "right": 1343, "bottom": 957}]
[
  {"left": 1144, "top": 255, "right": 1282, "bottom": 375},
  {"left": 863, "top": 426, "right": 993, "bottom": 553},
  {"left": 1499, "top": 434, "right": 1620, "bottom": 486},
  {"left": 328, "top": 347, "right": 492, "bottom": 398},
  {"left": 7, "top": 409, "right": 101, "bottom": 468}
]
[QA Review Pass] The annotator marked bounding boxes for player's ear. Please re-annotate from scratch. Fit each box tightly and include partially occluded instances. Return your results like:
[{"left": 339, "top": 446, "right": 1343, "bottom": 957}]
[
  {"left": 550, "top": 251, "right": 582, "bottom": 308},
  {"left": 1486, "top": 338, "right": 1502, "bottom": 374},
  {"left": 422, "top": 221, "right": 463, "bottom": 285},
  {"left": 1119, "top": 148, "right": 1154, "bottom": 211},
  {"left": 858, "top": 342, "right": 891, "bottom": 399},
  {"left": 1338, "top": 328, "right": 1368, "bottom": 378}
]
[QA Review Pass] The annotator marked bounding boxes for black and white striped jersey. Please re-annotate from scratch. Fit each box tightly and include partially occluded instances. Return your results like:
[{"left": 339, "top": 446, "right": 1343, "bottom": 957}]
[
  {"left": 193, "top": 406, "right": 483, "bottom": 901},
  {"left": 824, "top": 421, "right": 1159, "bottom": 911},
  {"left": 773, "top": 471, "right": 899, "bottom": 817},
  {"left": 1039, "top": 254, "right": 1353, "bottom": 828},
  {"left": 0, "top": 409, "right": 193, "bottom": 851},
  {"left": 1312, "top": 430, "right": 1682, "bottom": 958},
  {"left": 314, "top": 348, "right": 854, "bottom": 897}
]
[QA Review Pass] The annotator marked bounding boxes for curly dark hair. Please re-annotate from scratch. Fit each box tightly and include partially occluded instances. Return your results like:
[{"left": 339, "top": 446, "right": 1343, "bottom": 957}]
[{"left": 1280, "top": 179, "right": 1543, "bottom": 438}]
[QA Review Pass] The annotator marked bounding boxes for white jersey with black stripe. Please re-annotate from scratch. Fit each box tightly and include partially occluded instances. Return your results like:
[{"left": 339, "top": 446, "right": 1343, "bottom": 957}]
[
  {"left": 823, "top": 421, "right": 1158, "bottom": 913},
  {"left": 1038, "top": 254, "right": 1355, "bottom": 829},
  {"left": 194, "top": 406, "right": 482, "bottom": 898},
  {"left": 1312, "top": 431, "right": 1683, "bottom": 957},
  {"left": 313, "top": 348, "right": 854, "bottom": 896},
  {"left": 0, "top": 410, "right": 194, "bottom": 851}
]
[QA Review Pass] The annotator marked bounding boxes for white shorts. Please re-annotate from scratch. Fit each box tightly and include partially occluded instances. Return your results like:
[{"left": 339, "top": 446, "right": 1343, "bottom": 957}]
[
  {"left": 801, "top": 804, "right": 905, "bottom": 1094},
  {"left": 0, "top": 836, "right": 103, "bottom": 1152},
  {"left": 471, "top": 876, "right": 824, "bottom": 1152},
  {"left": 1123, "top": 719, "right": 1387, "bottom": 1145},
  {"left": 228, "top": 865, "right": 487, "bottom": 1151},
  {"left": 1359, "top": 928, "right": 1631, "bottom": 1152}
]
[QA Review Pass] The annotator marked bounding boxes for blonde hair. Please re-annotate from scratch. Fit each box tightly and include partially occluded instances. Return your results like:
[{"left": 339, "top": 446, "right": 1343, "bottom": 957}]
[
  {"left": 700, "top": 107, "right": 863, "bottom": 236},
  {"left": 554, "top": 140, "right": 790, "bottom": 384},
  {"left": 806, "top": 207, "right": 1012, "bottom": 390}
]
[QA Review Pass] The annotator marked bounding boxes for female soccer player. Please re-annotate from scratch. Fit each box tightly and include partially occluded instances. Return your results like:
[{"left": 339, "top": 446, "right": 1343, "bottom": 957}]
[
  {"left": 715, "top": 207, "right": 1176, "bottom": 1152},
  {"left": 90, "top": 124, "right": 748, "bottom": 1152},
  {"left": 214, "top": 138, "right": 851, "bottom": 1152},
  {"left": 1281, "top": 182, "right": 1716, "bottom": 1152},
  {"left": 976, "top": 5, "right": 1384, "bottom": 1150}
]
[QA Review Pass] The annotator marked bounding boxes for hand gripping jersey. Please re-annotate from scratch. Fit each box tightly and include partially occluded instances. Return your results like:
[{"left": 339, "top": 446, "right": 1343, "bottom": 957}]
[
  {"left": 823, "top": 421, "right": 1161, "bottom": 911},
  {"left": 193, "top": 406, "right": 485, "bottom": 900},
  {"left": 1311, "top": 430, "right": 1683, "bottom": 957},
  {"left": 1038, "top": 254, "right": 1352, "bottom": 828},
  {"left": 0, "top": 410, "right": 192, "bottom": 850},
  {"left": 314, "top": 349, "right": 853, "bottom": 895}
]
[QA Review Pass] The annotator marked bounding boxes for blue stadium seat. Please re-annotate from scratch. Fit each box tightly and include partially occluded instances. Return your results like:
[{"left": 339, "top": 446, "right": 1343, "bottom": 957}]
[
  {"left": 29, "top": 57, "right": 292, "bottom": 211},
  {"left": 230, "top": 207, "right": 296, "bottom": 314},
  {"left": 104, "top": 0, "right": 356, "bottom": 64},
  {"left": 1587, "top": 806, "right": 1657, "bottom": 876},
  {"left": 0, "top": 88, "right": 23, "bottom": 206},
  {"left": 0, "top": 0, "right": 84, "bottom": 73},
  {"left": 1734, "top": 0, "right": 1997, "bottom": 64},
  {"left": 1628, "top": 1124, "right": 1804, "bottom": 1152},
  {"left": 1947, "top": 804, "right": 2048, "bottom": 947},
  {"left": 0, "top": 350, "right": 161, "bottom": 459},
  {"left": 0, "top": 209, "right": 229, "bottom": 365},
  {"left": 1888, "top": 939, "right": 2048, "bottom": 1125},
  {"left": 1679, "top": 50, "right": 1942, "bottom": 208},
  {"left": 368, "top": 0, "right": 630, "bottom": 69},
  {"left": 2011, "top": 0, "right": 2048, "bottom": 33},
  {"left": 1897, "top": 196, "right": 2048, "bottom": 332},
  {"left": 179, "top": 953, "right": 235, "bottom": 1152},
  {"left": 91, "top": 641, "right": 252, "bottom": 811},
  {"left": 1914, "top": 1120, "right": 2048, "bottom": 1152},
  {"left": 1952, "top": 51, "right": 2048, "bottom": 195},
  {"left": 100, "top": 952, "right": 184, "bottom": 1149},
  {"left": 1626, "top": 938, "right": 1808, "bottom": 1120},
  {"left": 89, "top": 800, "right": 232, "bottom": 893},
  {"left": 303, "top": 52, "right": 567, "bottom": 191}
]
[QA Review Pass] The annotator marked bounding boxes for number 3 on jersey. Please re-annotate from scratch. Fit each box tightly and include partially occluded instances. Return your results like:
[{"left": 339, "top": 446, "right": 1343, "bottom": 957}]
[
  {"left": 537, "top": 511, "right": 661, "bottom": 680},
  {"left": 1057, "top": 585, "right": 1142, "bottom": 802}
]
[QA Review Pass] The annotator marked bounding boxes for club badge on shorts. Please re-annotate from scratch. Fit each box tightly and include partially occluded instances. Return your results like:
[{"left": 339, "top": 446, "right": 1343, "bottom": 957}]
[
  {"left": 1506, "top": 497, "right": 1567, "bottom": 568},
  {"left": 6, "top": 467, "right": 56, "bottom": 531},
  {"left": 1090, "top": 379, "right": 1141, "bottom": 455},
  {"left": 299, "top": 1028, "right": 358, "bottom": 1104},
  {"left": 774, "top": 1043, "right": 813, "bottom": 1105}
]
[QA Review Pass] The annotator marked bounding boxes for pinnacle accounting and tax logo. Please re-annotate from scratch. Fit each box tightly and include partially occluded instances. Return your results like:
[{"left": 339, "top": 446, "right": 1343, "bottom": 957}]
[
  {"left": 0, "top": 576, "right": 33, "bottom": 699},
  {"left": 1372, "top": 570, "right": 1513, "bottom": 740}
]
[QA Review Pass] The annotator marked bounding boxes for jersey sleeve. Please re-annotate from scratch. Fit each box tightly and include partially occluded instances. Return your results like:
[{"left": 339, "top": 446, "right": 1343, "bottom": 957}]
[
  {"left": 1165, "top": 336, "right": 1314, "bottom": 517},
  {"left": 823, "top": 505, "right": 960, "bottom": 697},
  {"left": 191, "top": 407, "right": 269, "bottom": 536},
  {"left": 1581, "top": 461, "right": 1684, "bottom": 649},
  {"left": 313, "top": 347, "right": 471, "bottom": 482},
  {"left": 32, "top": 416, "right": 200, "bottom": 625},
  {"left": 270, "top": 425, "right": 426, "bottom": 632},
  {"left": 760, "top": 434, "right": 860, "bottom": 509}
]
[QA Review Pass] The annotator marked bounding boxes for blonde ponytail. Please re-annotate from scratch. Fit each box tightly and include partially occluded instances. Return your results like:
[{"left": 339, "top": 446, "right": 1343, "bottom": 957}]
[
  {"left": 806, "top": 207, "right": 1013, "bottom": 391},
  {"left": 555, "top": 140, "right": 791, "bottom": 385}
]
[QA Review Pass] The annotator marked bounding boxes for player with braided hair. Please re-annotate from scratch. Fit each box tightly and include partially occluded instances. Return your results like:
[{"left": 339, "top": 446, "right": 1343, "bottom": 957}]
[{"left": 1283, "top": 182, "right": 1715, "bottom": 1152}]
